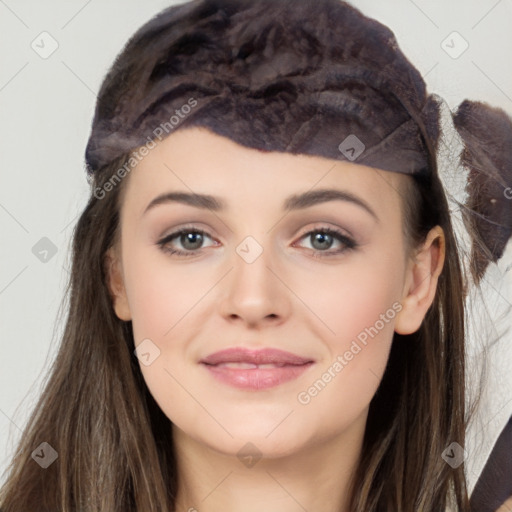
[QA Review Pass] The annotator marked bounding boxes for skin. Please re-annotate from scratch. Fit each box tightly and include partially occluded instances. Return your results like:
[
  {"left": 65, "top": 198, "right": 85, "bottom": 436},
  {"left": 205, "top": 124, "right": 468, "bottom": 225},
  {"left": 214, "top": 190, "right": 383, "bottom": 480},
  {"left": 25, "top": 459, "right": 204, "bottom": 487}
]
[
  {"left": 106, "top": 126, "right": 445, "bottom": 512},
  {"left": 497, "top": 497, "right": 512, "bottom": 512}
]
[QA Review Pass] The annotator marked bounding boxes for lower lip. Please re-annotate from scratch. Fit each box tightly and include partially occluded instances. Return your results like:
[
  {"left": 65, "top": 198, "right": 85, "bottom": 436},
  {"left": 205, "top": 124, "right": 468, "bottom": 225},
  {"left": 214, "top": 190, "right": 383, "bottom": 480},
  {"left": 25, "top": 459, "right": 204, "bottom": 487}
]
[{"left": 201, "top": 363, "right": 314, "bottom": 390}]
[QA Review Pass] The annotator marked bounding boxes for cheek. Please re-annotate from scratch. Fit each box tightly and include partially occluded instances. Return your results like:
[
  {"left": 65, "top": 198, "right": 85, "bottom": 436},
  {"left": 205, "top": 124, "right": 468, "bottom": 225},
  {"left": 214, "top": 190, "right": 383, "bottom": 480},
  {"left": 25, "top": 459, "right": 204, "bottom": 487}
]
[
  {"left": 120, "top": 247, "right": 215, "bottom": 425},
  {"left": 291, "top": 247, "right": 404, "bottom": 423},
  {"left": 123, "top": 246, "right": 212, "bottom": 341},
  {"left": 300, "top": 246, "right": 404, "bottom": 354}
]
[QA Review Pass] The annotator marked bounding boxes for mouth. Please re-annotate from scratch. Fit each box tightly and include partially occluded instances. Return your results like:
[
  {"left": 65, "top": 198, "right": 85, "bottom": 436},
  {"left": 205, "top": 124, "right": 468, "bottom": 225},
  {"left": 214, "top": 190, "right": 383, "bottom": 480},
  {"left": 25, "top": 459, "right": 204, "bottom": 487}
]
[{"left": 200, "top": 347, "right": 315, "bottom": 390}]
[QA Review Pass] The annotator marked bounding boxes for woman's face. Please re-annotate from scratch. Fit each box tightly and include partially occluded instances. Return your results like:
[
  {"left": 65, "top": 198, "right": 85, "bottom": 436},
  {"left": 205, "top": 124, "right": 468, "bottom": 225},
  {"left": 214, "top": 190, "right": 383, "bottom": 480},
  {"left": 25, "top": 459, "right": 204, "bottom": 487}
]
[{"left": 108, "top": 126, "right": 415, "bottom": 459}]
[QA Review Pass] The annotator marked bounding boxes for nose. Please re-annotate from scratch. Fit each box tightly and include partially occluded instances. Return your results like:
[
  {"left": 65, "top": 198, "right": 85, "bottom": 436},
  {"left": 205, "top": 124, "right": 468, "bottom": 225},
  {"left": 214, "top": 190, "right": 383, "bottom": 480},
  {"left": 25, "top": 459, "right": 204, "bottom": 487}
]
[{"left": 218, "top": 239, "right": 292, "bottom": 328}]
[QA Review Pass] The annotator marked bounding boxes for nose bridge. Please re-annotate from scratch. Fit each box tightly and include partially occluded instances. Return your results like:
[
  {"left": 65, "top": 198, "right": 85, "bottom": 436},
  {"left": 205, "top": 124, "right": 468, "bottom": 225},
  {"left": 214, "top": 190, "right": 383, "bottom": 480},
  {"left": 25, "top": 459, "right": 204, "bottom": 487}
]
[
  {"left": 219, "top": 233, "right": 289, "bottom": 324},
  {"left": 232, "top": 233, "right": 276, "bottom": 299}
]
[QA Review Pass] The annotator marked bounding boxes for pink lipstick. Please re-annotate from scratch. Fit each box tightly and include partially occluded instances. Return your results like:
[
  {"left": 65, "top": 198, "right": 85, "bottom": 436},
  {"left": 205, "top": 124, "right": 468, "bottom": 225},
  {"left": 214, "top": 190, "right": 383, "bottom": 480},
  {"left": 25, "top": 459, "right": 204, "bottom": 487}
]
[{"left": 200, "top": 347, "right": 315, "bottom": 390}]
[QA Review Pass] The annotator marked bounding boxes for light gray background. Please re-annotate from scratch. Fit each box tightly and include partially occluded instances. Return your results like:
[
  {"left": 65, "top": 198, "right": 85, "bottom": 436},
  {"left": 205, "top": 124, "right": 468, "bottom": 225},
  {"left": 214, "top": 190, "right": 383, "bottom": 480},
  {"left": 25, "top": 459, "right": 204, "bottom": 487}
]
[{"left": 1, "top": 0, "right": 511, "bottom": 493}]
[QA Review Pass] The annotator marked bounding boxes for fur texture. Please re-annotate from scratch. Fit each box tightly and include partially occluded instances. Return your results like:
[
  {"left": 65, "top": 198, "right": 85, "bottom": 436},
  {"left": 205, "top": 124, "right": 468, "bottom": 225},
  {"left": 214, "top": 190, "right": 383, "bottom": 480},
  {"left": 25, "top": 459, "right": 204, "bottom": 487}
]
[{"left": 85, "top": 0, "right": 437, "bottom": 176}]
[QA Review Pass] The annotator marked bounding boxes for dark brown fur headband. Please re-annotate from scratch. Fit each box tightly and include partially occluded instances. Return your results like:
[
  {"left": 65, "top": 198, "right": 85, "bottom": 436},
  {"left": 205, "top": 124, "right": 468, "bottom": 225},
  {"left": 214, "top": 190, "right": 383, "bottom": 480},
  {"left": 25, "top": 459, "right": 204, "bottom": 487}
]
[
  {"left": 85, "top": 0, "right": 440, "bottom": 176},
  {"left": 84, "top": 0, "right": 512, "bottom": 277}
]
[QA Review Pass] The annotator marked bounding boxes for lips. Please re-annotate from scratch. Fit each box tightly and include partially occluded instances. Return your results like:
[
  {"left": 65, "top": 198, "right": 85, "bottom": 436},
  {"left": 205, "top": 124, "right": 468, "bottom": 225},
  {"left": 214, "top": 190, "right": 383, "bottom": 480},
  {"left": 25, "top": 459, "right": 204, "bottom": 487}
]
[
  {"left": 200, "top": 348, "right": 315, "bottom": 390},
  {"left": 200, "top": 347, "right": 313, "bottom": 366}
]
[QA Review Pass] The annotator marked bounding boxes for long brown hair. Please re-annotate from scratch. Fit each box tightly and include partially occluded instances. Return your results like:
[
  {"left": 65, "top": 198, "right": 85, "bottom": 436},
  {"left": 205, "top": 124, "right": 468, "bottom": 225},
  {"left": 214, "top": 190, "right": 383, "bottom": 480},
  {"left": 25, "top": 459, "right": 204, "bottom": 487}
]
[{"left": 1, "top": 1, "right": 510, "bottom": 510}]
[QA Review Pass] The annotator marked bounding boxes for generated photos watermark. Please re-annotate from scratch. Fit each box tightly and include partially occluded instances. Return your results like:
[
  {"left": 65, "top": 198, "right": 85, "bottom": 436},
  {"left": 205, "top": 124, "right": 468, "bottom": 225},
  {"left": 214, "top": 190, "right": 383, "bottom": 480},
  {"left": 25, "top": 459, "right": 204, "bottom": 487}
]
[
  {"left": 93, "top": 97, "right": 198, "bottom": 200},
  {"left": 297, "top": 301, "right": 403, "bottom": 405}
]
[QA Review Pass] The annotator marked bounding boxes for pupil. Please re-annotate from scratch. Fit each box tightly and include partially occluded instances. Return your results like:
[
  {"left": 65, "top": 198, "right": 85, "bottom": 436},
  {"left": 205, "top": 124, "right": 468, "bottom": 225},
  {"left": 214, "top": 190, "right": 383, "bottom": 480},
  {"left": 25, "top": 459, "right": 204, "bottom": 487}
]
[
  {"left": 182, "top": 232, "right": 203, "bottom": 250},
  {"left": 312, "top": 232, "right": 333, "bottom": 250}
]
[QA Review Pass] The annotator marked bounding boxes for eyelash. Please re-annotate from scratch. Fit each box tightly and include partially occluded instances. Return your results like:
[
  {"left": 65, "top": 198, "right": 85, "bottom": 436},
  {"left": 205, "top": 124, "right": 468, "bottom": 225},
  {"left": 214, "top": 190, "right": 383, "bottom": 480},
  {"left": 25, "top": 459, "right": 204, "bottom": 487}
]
[{"left": 156, "top": 225, "right": 357, "bottom": 258}]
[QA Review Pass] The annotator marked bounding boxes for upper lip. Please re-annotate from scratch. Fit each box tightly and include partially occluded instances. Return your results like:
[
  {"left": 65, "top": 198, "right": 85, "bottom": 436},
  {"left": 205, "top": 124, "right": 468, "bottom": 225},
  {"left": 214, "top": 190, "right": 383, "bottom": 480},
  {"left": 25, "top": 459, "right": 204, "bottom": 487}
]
[{"left": 200, "top": 348, "right": 314, "bottom": 366}]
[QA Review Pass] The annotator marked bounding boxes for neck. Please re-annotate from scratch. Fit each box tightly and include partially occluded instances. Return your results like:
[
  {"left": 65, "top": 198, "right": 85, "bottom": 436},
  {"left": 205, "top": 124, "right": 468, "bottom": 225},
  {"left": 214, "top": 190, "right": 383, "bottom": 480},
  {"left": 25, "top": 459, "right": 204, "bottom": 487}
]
[{"left": 172, "top": 413, "right": 366, "bottom": 512}]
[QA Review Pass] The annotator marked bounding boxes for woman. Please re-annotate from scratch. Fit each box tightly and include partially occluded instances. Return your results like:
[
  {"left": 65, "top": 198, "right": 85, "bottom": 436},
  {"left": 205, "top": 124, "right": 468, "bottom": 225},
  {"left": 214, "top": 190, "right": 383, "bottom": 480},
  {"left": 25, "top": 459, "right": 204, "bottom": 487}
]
[{"left": 1, "top": 0, "right": 511, "bottom": 510}]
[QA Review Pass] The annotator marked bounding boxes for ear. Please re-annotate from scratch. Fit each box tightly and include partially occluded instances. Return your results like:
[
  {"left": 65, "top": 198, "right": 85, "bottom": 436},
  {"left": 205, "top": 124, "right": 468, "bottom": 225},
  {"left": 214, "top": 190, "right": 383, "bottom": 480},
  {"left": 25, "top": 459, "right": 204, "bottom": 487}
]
[
  {"left": 104, "top": 246, "right": 132, "bottom": 321},
  {"left": 394, "top": 226, "right": 446, "bottom": 335}
]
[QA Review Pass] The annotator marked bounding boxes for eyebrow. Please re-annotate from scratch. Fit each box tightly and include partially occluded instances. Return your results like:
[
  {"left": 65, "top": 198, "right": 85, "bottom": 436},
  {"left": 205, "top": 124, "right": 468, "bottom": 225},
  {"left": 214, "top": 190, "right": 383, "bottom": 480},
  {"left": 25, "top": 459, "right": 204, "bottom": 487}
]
[{"left": 143, "top": 188, "right": 379, "bottom": 222}]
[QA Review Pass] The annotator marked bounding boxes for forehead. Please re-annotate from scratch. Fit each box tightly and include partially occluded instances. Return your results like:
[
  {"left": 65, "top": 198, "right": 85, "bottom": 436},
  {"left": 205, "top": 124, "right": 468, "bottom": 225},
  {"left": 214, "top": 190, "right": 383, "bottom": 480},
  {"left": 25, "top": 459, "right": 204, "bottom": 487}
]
[{"left": 122, "top": 126, "right": 407, "bottom": 218}]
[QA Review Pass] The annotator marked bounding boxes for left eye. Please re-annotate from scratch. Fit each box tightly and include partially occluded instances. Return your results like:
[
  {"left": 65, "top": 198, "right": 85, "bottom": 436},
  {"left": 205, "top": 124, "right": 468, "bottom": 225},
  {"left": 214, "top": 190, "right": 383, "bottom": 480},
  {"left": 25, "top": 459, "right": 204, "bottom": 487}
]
[{"left": 294, "top": 228, "right": 357, "bottom": 256}]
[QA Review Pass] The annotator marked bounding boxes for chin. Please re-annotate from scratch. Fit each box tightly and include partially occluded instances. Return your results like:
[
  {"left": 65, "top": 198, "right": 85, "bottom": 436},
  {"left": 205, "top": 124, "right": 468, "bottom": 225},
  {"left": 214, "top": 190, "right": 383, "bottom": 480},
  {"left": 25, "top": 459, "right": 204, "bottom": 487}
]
[
  {"left": 183, "top": 411, "right": 317, "bottom": 460},
  {"left": 207, "top": 432, "right": 310, "bottom": 462}
]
